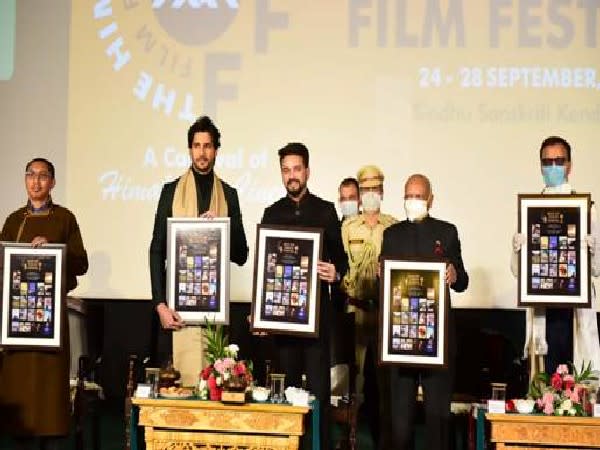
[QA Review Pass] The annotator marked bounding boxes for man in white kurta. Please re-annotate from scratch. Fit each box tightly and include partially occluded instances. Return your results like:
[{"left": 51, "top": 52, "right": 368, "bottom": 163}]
[{"left": 511, "top": 136, "right": 600, "bottom": 378}]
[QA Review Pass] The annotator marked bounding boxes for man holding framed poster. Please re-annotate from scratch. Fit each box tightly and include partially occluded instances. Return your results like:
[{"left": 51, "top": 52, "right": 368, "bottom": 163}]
[
  {"left": 149, "top": 116, "right": 248, "bottom": 378},
  {"left": 0, "top": 157, "right": 88, "bottom": 449},
  {"left": 511, "top": 136, "right": 600, "bottom": 377},
  {"left": 381, "top": 174, "right": 468, "bottom": 450},
  {"left": 258, "top": 142, "right": 347, "bottom": 450}
]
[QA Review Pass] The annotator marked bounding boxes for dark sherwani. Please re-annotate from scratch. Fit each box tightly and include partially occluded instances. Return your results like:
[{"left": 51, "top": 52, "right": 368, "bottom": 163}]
[
  {"left": 149, "top": 171, "right": 248, "bottom": 363},
  {"left": 0, "top": 204, "right": 88, "bottom": 436},
  {"left": 261, "top": 191, "right": 348, "bottom": 450},
  {"left": 381, "top": 216, "right": 468, "bottom": 450}
]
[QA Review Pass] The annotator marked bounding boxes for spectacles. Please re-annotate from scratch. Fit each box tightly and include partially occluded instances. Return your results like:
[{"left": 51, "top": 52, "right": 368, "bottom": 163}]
[
  {"left": 541, "top": 157, "right": 567, "bottom": 167},
  {"left": 25, "top": 172, "right": 51, "bottom": 182}
]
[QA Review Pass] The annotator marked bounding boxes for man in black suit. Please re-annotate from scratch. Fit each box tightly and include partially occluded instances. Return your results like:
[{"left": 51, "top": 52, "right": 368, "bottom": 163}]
[
  {"left": 149, "top": 116, "right": 248, "bottom": 364},
  {"left": 381, "top": 173, "right": 468, "bottom": 450},
  {"left": 261, "top": 142, "right": 348, "bottom": 450}
]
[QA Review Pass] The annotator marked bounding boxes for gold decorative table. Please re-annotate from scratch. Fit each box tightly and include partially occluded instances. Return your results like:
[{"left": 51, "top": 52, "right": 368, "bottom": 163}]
[
  {"left": 132, "top": 397, "right": 310, "bottom": 450},
  {"left": 486, "top": 413, "right": 600, "bottom": 449}
]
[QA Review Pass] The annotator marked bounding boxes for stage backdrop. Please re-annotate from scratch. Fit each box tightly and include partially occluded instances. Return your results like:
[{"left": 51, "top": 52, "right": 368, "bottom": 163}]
[{"left": 2, "top": 1, "right": 600, "bottom": 309}]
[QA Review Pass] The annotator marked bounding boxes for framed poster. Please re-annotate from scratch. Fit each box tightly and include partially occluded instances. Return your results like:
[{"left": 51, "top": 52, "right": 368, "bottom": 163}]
[
  {"left": 518, "top": 194, "right": 591, "bottom": 308},
  {"left": 0, "top": 242, "right": 65, "bottom": 349},
  {"left": 166, "top": 218, "right": 230, "bottom": 324},
  {"left": 379, "top": 257, "right": 448, "bottom": 368},
  {"left": 251, "top": 225, "right": 323, "bottom": 337}
]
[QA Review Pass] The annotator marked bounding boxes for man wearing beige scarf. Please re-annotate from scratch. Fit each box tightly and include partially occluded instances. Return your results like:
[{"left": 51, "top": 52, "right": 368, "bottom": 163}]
[{"left": 149, "top": 116, "right": 248, "bottom": 374}]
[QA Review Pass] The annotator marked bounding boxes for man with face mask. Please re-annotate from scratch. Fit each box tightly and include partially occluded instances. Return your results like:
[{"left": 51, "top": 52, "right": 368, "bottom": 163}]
[
  {"left": 511, "top": 136, "right": 600, "bottom": 377},
  {"left": 338, "top": 177, "right": 360, "bottom": 222},
  {"left": 332, "top": 178, "right": 360, "bottom": 310},
  {"left": 381, "top": 173, "right": 468, "bottom": 450},
  {"left": 341, "top": 165, "right": 397, "bottom": 447}
]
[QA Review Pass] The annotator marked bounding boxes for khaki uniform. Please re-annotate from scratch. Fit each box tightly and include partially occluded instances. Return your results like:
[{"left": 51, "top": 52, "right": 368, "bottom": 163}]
[
  {"left": 343, "top": 164, "right": 395, "bottom": 446},
  {"left": 341, "top": 212, "right": 397, "bottom": 396},
  {"left": 342, "top": 212, "right": 398, "bottom": 303}
]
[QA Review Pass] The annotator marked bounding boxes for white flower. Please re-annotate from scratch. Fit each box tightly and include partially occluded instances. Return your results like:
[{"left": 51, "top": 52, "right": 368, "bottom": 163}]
[
  {"left": 199, "top": 379, "right": 207, "bottom": 390},
  {"left": 216, "top": 376, "right": 222, "bottom": 386},
  {"left": 224, "top": 372, "right": 231, "bottom": 381},
  {"left": 568, "top": 408, "right": 577, "bottom": 416},
  {"left": 561, "top": 399, "right": 573, "bottom": 410},
  {"left": 226, "top": 344, "right": 239, "bottom": 357}
]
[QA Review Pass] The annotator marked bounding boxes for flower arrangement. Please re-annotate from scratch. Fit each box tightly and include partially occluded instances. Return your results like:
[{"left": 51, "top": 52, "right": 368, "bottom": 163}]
[
  {"left": 525, "top": 361, "right": 597, "bottom": 416},
  {"left": 198, "top": 319, "right": 253, "bottom": 400}
]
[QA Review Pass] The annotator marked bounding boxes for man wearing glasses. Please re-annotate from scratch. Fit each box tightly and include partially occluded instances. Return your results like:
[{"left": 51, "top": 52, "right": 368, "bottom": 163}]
[
  {"left": 0, "top": 158, "right": 88, "bottom": 449},
  {"left": 511, "top": 136, "right": 600, "bottom": 376}
]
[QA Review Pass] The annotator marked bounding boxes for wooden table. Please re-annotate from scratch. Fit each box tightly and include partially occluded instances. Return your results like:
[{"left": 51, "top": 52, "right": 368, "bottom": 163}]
[
  {"left": 132, "top": 397, "right": 310, "bottom": 450},
  {"left": 486, "top": 413, "right": 600, "bottom": 449}
]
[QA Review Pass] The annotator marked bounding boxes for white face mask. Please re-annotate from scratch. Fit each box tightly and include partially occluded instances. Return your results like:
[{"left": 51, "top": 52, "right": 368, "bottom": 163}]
[
  {"left": 361, "top": 192, "right": 381, "bottom": 213},
  {"left": 339, "top": 200, "right": 359, "bottom": 218},
  {"left": 404, "top": 199, "right": 428, "bottom": 222}
]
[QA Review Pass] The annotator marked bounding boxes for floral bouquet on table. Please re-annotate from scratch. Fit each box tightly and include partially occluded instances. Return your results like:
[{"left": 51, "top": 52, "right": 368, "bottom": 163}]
[
  {"left": 525, "top": 361, "right": 598, "bottom": 416},
  {"left": 198, "top": 319, "right": 253, "bottom": 401}
]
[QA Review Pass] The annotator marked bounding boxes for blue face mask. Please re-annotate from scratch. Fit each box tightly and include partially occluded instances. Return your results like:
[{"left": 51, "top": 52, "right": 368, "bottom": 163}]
[{"left": 542, "top": 165, "right": 566, "bottom": 187}]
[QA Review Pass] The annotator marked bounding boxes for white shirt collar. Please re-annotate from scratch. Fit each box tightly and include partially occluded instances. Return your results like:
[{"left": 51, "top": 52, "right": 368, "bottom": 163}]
[{"left": 542, "top": 182, "right": 572, "bottom": 194}]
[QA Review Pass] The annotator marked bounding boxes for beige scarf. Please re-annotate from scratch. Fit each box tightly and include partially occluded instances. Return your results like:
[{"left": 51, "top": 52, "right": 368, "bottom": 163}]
[
  {"left": 171, "top": 168, "right": 228, "bottom": 385},
  {"left": 172, "top": 168, "right": 228, "bottom": 218}
]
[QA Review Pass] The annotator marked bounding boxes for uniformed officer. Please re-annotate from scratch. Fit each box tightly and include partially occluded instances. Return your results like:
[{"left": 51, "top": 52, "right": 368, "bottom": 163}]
[{"left": 341, "top": 165, "right": 397, "bottom": 447}]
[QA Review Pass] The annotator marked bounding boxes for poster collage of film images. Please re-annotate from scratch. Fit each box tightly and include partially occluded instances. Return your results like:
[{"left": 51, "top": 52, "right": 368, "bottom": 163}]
[
  {"left": 176, "top": 242, "right": 219, "bottom": 312},
  {"left": 529, "top": 218, "right": 578, "bottom": 293},
  {"left": 263, "top": 243, "right": 310, "bottom": 324},
  {"left": 9, "top": 260, "right": 55, "bottom": 338},
  {"left": 390, "top": 274, "right": 437, "bottom": 356}
]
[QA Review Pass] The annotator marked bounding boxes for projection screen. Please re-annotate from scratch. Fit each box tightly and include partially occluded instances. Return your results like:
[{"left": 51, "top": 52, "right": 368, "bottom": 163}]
[{"left": 2, "top": 1, "right": 600, "bottom": 309}]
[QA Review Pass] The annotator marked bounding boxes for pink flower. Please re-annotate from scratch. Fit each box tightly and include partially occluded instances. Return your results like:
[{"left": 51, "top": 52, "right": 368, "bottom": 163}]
[
  {"left": 568, "top": 388, "right": 580, "bottom": 403},
  {"left": 213, "top": 357, "right": 235, "bottom": 375},
  {"left": 563, "top": 374, "right": 575, "bottom": 391},
  {"left": 556, "top": 364, "right": 569, "bottom": 375},
  {"left": 541, "top": 392, "right": 555, "bottom": 415},
  {"left": 551, "top": 373, "right": 563, "bottom": 391},
  {"left": 200, "top": 365, "right": 213, "bottom": 380},
  {"left": 233, "top": 362, "right": 246, "bottom": 376}
]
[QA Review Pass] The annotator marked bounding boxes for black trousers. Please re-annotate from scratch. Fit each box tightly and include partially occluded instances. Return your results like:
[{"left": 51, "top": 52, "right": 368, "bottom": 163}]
[
  {"left": 545, "top": 307, "right": 574, "bottom": 374},
  {"left": 12, "top": 436, "right": 66, "bottom": 450},
  {"left": 389, "top": 367, "right": 454, "bottom": 450},
  {"left": 153, "top": 315, "right": 173, "bottom": 367},
  {"left": 274, "top": 336, "right": 331, "bottom": 450},
  {"left": 363, "top": 338, "right": 392, "bottom": 449}
]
